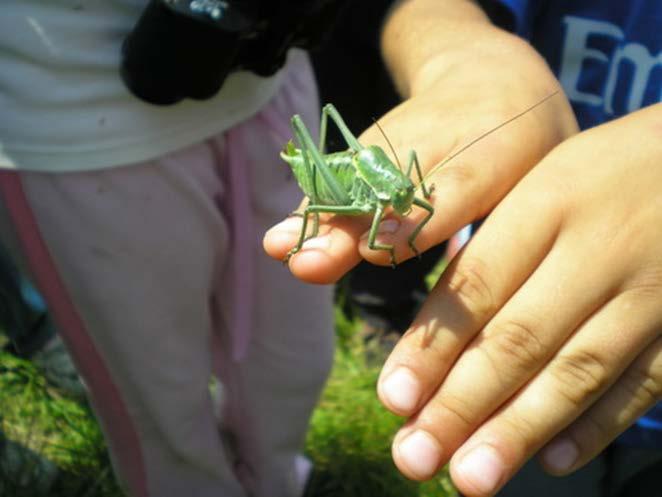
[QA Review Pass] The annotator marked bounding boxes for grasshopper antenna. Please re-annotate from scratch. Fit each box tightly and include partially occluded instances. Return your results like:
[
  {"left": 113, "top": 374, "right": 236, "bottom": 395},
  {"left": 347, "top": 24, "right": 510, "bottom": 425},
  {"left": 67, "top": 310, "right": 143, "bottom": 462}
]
[
  {"left": 372, "top": 117, "right": 403, "bottom": 171},
  {"left": 418, "top": 90, "right": 561, "bottom": 188}
]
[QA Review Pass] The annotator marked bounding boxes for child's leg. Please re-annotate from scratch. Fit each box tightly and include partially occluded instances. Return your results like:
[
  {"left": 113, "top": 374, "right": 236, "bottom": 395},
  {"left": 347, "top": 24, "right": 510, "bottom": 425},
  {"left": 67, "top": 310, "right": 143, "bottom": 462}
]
[
  {"left": 210, "top": 50, "right": 335, "bottom": 497},
  {"left": 0, "top": 145, "right": 248, "bottom": 497}
]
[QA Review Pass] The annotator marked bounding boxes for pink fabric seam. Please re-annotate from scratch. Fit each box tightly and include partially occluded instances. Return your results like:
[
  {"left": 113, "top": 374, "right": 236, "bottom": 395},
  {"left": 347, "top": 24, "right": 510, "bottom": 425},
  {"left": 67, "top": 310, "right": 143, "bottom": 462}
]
[{"left": 0, "top": 171, "right": 148, "bottom": 497}]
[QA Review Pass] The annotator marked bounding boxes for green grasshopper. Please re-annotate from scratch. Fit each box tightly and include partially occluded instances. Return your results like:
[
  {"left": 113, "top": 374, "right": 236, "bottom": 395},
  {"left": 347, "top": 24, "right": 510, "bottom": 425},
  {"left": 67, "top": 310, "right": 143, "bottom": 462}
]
[
  {"left": 281, "top": 93, "right": 559, "bottom": 266},
  {"left": 281, "top": 103, "right": 433, "bottom": 267}
]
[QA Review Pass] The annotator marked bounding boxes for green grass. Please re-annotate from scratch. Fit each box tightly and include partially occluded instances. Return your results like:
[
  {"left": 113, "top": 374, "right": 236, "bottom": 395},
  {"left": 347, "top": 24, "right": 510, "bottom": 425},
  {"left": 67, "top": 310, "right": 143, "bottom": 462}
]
[
  {"left": 304, "top": 308, "right": 457, "bottom": 497},
  {"left": 0, "top": 304, "right": 457, "bottom": 497},
  {"left": 0, "top": 352, "right": 120, "bottom": 497}
]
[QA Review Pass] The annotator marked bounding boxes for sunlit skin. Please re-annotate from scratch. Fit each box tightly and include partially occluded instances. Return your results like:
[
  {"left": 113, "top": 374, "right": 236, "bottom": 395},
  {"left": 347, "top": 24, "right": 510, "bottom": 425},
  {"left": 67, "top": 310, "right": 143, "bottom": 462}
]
[{"left": 265, "top": 1, "right": 662, "bottom": 495}]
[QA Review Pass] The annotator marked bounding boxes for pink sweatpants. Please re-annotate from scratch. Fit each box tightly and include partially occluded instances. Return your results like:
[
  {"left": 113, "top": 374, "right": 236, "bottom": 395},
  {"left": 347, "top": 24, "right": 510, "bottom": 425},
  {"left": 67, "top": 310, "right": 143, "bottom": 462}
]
[{"left": 0, "top": 53, "right": 334, "bottom": 497}]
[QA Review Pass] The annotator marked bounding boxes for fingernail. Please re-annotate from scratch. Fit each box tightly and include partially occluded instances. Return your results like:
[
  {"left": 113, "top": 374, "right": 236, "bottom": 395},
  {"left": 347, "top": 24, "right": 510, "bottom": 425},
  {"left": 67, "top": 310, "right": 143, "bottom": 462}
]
[
  {"left": 270, "top": 217, "right": 303, "bottom": 233},
  {"left": 302, "top": 234, "right": 331, "bottom": 250},
  {"left": 454, "top": 444, "right": 505, "bottom": 494},
  {"left": 542, "top": 438, "right": 579, "bottom": 473},
  {"left": 380, "top": 367, "right": 421, "bottom": 412},
  {"left": 397, "top": 430, "right": 443, "bottom": 478},
  {"left": 360, "top": 219, "right": 400, "bottom": 240}
]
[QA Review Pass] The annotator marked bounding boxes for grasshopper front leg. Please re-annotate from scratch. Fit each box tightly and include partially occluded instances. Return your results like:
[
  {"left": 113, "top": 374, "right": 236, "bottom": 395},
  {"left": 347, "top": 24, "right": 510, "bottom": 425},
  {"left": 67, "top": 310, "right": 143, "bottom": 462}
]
[
  {"left": 406, "top": 150, "right": 434, "bottom": 199},
  {"left": 365, "top": 202, "right": 397, "bottom": 267},
  {"left": 404, "top": 150, "right": 435, "bottom": 258},
  {"left": 407, "top": 197, "right": 434, "bottom": 258},
  {"left": 286, "top": 207, "right": 320, "bottom": 245}
]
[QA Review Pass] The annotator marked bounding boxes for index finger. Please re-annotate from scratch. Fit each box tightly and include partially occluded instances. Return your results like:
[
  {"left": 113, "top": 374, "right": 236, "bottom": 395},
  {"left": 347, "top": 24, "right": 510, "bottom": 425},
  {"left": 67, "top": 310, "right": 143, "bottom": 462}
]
[
  {"left": 358, "top": 92, "right": 569, "bottom": 266},
  {"left": 264, "top": 91, "right": 572, "bottom": 282},
  {"left": 263, "top": 211, "right": 370, "bottom": 284}
]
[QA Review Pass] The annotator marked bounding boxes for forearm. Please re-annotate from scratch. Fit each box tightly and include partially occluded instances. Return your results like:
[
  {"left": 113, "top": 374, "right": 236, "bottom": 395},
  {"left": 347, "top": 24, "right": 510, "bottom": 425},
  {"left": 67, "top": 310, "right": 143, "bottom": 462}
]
[{"left": 381, "top": 0, "right": 553, "bottom": 97}]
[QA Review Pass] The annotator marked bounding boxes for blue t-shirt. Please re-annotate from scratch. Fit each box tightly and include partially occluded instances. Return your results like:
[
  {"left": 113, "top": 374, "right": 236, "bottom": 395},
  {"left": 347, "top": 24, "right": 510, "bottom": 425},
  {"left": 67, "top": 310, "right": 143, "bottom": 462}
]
[
  {"left": 481, "top": 0, "right": 661, "bottom": 129},
  {"left": 478, "top": 0, "right": 662, "bottom": 448}
]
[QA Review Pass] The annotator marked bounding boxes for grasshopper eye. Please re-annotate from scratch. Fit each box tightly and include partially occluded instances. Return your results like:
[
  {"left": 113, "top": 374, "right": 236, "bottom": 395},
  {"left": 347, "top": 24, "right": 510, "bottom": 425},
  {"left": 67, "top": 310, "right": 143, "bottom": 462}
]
[{"left": 392, "top": 187, "right": 415, "bottom": 215}]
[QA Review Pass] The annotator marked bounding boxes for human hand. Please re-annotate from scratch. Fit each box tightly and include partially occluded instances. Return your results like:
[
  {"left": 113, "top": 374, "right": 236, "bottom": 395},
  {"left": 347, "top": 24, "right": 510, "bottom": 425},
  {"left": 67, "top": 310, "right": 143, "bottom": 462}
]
[
  {"left": 377, "top": 103, "right": 662, "bottom": 496},
  {"left": 263, "top": 42, "right": 577, "bottom": 282},
  {"left": 263, "top": 0, "right": 580, "bottom": 282}
]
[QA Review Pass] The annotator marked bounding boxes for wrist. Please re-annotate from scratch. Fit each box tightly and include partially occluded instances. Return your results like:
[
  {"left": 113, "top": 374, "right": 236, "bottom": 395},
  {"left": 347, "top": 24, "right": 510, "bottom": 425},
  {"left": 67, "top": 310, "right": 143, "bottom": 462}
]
[
  {"left": 381, "top": 0, "right": 555, "bottom": 99},
  {"left": 381, "top": 0, "right": 492, "bottom": 96},
  {"left": 411, "top": 28, "right": 558, "bottom": 100}
]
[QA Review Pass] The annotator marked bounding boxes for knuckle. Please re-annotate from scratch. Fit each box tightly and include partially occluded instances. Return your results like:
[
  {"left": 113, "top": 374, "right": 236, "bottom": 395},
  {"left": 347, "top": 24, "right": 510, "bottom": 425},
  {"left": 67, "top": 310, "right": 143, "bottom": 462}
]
[
  {"left": 620, "top": 360, "right": 662, "bottom": 407},
  {"left": 516, "top": 164, "right": 574, "bottom": 219},
  {"left": 440, "top": 162, "right": 479, "bottom": 189},
  {"left": 499, "top": 407, "right": 540, "bottom": 453},
  {"left": 481, "top": 318, "right": 546, "bottom": 384},
  {"left": 549, "top": 351, "right": 610, "bottom": 407},
  {"left": 445, "top": 257, "right": 496, "bottom": 323},
  {"left": 398, "top": 321, "right": 458, "bottom": 365},
  {"left": 425, "top": 392, "right": 476, "bottom": 430},
  {"left": 624, "top": 263, "right": 662, "bottom": 300},
  {"left": 579, "top": 412, "right": 611, "bottom": 441},
  {"left": 565, "top": 410, "right": 612, "bottom": 454}
]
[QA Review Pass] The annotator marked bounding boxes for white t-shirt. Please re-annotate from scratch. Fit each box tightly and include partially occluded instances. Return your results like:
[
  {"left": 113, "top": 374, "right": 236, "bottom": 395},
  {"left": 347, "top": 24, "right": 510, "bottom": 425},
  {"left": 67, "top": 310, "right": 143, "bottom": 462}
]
[{"left": 0, "top": 0, "right": 283, "bottom": 172}]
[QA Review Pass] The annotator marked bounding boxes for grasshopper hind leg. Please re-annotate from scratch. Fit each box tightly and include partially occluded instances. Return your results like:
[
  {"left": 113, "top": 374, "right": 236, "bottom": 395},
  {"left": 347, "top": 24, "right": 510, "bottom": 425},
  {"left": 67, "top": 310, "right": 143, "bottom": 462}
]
[
  {"left": 286, "top": 210, "right": 320, "bottom": 240},
  {"left": 366, "top": 203, "right": 397, "bottom": 268},
  {"left": 284, "top": 203, "right": 372, "bottom": 263}
]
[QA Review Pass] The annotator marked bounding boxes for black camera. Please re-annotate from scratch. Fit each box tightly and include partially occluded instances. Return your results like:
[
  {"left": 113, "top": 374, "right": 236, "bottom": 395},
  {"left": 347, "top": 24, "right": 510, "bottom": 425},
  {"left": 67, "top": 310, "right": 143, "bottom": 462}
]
[{"left": 120, "top": 0, "right": 348, "bottom": 105}]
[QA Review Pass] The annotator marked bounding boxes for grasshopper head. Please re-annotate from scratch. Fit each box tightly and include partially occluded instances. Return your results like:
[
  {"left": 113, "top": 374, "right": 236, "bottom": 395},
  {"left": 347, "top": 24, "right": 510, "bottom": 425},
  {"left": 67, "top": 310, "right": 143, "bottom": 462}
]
[{"left": 392, "top": 183, "right": 415, "bottom": 216}]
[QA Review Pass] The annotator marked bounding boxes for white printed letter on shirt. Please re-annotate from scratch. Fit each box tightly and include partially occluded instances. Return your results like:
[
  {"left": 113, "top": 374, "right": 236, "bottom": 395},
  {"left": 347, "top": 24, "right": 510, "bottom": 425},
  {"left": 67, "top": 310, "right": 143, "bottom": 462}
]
[{"left": 559, "top": 16, "right": 623, "bottom": 106}]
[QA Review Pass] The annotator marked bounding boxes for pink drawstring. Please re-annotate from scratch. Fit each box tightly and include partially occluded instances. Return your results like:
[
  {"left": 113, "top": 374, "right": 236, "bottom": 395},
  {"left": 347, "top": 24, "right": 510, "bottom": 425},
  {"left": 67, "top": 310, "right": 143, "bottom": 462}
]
[
  {"left": 218, "top": 129, "right": 255, "bottom": 362},
  {"left": 218, "top": 104, "right": 294, "bottom": 362}
]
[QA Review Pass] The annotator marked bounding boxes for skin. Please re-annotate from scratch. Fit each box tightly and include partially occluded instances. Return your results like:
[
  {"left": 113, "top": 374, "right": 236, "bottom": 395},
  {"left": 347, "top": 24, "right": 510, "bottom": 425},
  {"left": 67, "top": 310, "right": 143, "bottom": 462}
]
[{"left": 264, "top": 0, "right": 662, "bottom": 495}]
